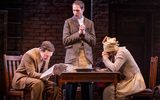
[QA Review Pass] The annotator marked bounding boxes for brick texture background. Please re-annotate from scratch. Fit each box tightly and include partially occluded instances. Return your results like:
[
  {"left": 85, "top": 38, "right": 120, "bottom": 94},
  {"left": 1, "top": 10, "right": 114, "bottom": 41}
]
[
  {"left": 21, "top": 0, "right": 160, "bottom": 67},
  {"left": 22, "top": 0, "right": 109, "bottom": 66}
]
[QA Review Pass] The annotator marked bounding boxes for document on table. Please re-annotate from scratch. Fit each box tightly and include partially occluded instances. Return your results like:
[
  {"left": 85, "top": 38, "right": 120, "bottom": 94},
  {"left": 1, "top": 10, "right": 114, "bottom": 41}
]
[{"left": 40, "top": 63, "right": 67, "bottom": 79}]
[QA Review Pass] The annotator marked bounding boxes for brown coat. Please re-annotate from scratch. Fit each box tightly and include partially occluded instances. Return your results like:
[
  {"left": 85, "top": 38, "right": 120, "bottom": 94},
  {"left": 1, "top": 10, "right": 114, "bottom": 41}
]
[
  {"left": 12, "top": 48, "right": 50, "bottom": 89},
  {"left": 63, "top": 16, "right": 96, "bottom": 64}
]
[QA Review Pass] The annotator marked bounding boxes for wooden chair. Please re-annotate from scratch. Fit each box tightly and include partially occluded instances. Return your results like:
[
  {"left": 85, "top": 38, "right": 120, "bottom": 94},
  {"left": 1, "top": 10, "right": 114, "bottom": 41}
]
[
  {"left": 4, "top": 54, "right": 61, "bottom": 100},
  {"left": 127, "top": 56, "right": 158, "bottom": 100},
  {"left": 3, "top": 54, "right": 28, "bottom": 100}
]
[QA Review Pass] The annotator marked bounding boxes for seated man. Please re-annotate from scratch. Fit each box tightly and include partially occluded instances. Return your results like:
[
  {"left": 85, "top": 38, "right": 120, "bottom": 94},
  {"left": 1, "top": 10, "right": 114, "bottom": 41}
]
[
  {"left": 12, "top": 41, "right": 62, "bottom": 100},
  {"left": 102, "top": 36, "right": 146, "bottom": 100}
]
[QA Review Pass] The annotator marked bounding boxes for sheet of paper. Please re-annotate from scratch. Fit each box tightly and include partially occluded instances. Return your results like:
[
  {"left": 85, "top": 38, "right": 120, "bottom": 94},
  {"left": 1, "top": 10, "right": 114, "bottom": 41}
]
[
  {"left": 40, "top": 63, "right": 68, "bottom": 79},
  {"left": 40, "top": 65, "right": 54, "bottom": 79},
  {"left": 65, "top": 64, "right": 75, "bottom": 72},
  {"left": 40, "top": 63, "right": 93, "bottom": 79}
]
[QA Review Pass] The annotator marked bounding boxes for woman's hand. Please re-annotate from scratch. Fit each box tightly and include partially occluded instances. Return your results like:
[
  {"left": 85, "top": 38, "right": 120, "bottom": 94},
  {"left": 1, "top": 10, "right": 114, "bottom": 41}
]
[{"left": 102, "top": 51, "right": 109, "bottom": 58}]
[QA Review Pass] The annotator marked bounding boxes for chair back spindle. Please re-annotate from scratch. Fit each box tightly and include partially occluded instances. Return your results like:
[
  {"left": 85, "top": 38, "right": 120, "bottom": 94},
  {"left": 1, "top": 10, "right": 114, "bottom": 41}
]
[
  {"left": 4, "top": 54, "right": 22, "bottom": 91},
  {"left": 149, "top": 56, "right": 158, "bottom": 89}
]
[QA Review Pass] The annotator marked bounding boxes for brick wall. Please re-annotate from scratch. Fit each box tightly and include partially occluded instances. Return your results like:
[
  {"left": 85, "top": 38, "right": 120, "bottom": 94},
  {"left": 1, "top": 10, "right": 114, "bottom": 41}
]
[
  {"left": 21, "top": 0, "right": 160, "bottom": 76},
  {"left": 93, "top": 1, "right": 109, "bottom": 62},
  {"left": 22, "top": 0, "right": 73, "bottom": 65},
  {"left": 22, "top": 0, "right": 109, "bottom": 66}
]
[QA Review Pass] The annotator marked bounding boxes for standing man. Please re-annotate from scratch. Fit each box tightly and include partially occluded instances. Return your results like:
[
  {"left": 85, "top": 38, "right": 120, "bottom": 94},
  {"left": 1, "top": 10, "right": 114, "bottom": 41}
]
[
  {"left": 62, "top": 0, "right": 96, "bottom": 100},
  {"left": 12, "top": 41, "right": 60, "bottom": 100}
]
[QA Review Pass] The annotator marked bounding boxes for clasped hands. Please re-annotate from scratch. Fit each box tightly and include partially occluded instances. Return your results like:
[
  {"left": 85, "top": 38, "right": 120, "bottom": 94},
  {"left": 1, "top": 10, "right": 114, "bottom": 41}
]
[{"left": 79, "top": 24, "right": 85, "bottom": 34}]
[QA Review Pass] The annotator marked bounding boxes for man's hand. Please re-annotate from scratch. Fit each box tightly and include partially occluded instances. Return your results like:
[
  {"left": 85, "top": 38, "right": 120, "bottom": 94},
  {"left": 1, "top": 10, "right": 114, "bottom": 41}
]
[
  {"left": 53, "top": 63, "right": 67, "bottom": 75},
  {"left": 79, "top": 24, "right": 85, "bottom": 34}
]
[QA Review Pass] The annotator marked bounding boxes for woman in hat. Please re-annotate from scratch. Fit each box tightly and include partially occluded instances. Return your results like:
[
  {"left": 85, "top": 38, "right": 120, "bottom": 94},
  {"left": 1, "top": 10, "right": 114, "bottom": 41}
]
[{"left": 102, "top": 36, "right": 146, "bottom": 100}]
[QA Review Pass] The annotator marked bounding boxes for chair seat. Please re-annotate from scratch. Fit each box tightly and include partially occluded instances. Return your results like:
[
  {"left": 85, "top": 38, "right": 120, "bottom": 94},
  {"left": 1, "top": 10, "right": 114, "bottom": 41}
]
[
  {"left": 129, "top": 89, "right": 153, "bottom": 97},
  {"left": 140, "top": 89, "right": 153, "bottom": 93},
  {"left": 8, "top": 88, "right": 25, "bottom": 96}
]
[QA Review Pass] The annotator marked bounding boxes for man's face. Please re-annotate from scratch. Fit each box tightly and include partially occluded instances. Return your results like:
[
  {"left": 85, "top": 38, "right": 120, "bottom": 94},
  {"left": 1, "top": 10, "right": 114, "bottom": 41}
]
[
  {"left": 72, "top": 4, "right": 84, "bottom": 19},
  {"left": 40, "top": 50, "right": 53, "bottom": 61}
]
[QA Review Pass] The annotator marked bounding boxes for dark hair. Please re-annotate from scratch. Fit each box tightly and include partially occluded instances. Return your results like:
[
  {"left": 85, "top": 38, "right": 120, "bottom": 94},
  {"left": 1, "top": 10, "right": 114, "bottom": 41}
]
[
  {"left": 73, "top": 0, "right": 85, "bottom": 9},
  {"left": 40, "top": 41, "right": 55, "bottom": 52}
]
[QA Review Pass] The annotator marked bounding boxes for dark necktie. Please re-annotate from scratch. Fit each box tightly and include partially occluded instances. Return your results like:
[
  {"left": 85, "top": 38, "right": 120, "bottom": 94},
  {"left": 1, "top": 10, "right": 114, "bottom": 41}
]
[{"left": 40, "top": 61, "right": 46, "bottom": 73}]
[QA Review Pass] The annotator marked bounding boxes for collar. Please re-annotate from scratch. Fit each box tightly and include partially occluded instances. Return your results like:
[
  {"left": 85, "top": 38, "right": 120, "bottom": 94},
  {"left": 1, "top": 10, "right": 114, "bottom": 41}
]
[{"left": 78, "top": 16, "right": 84, "bottom": 25}]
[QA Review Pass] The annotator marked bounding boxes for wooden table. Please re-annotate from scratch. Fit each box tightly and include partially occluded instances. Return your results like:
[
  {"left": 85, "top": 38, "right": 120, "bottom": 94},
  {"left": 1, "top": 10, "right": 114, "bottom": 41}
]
[{"left": 57, "top": 71, "right": 120, "bottom": 99}]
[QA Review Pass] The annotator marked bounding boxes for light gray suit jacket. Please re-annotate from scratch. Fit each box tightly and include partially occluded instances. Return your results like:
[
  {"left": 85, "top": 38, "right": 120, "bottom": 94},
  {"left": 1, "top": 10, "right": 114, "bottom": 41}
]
[{"left": 63, "top": 16, "right": 96, "bottom": 64}]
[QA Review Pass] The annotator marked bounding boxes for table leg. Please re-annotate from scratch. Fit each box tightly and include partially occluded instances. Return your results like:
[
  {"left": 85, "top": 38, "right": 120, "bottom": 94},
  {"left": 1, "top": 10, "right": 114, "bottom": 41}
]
[
  {"left": 114, "top": 83, "right": 117, "bottom": 99},
  {"left": 57, "top": 87, "right": 63, "bottom": 100}
]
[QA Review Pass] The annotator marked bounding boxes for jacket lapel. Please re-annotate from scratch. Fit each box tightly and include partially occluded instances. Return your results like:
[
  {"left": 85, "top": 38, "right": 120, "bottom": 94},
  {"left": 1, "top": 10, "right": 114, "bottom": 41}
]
[{"left": 72, "top": 16, "right": 79, "bottom": 27}]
